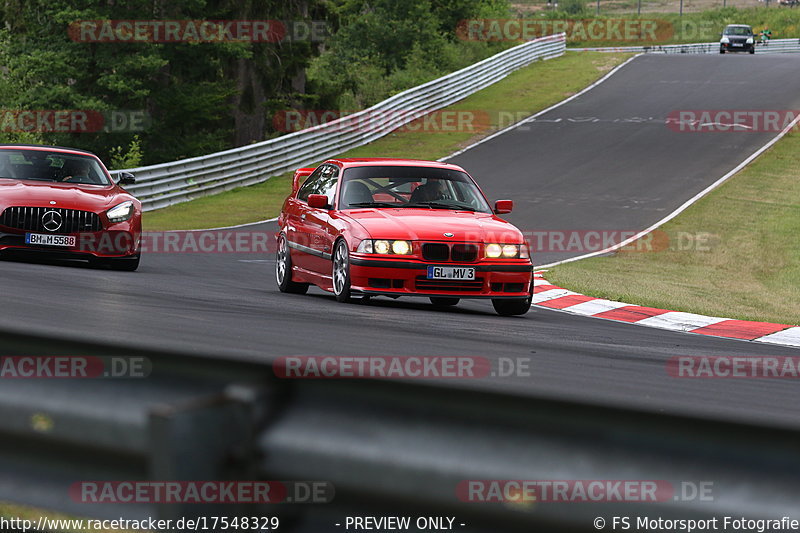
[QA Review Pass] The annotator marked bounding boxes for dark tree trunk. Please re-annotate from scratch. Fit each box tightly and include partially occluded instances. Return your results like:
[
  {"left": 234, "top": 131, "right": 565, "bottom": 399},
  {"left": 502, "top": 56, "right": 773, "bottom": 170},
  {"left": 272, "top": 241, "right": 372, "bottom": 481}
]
[{"left": 232, "top": 58, "right": 267, "bottom": 146}]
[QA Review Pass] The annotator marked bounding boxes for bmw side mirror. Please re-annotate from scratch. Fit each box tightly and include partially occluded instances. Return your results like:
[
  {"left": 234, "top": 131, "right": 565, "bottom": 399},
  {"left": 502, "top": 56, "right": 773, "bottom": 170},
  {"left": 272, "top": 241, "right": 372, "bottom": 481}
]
[
  {"left": 494, "top": 200, "right": 513, "bottom": 214},
  {"left": 308, "top": 194, "right": 329, "bottom": 209},
  {"left": 118, "top": 172, "right": 136, "bottom": 185}
]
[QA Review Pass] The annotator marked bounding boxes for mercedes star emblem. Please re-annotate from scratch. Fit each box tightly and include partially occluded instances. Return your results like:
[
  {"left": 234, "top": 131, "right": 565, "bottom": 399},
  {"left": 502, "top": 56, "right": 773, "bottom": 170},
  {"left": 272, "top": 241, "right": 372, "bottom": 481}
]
[{"left": 42, "top": 210, "right": 63, "bottom": 232}]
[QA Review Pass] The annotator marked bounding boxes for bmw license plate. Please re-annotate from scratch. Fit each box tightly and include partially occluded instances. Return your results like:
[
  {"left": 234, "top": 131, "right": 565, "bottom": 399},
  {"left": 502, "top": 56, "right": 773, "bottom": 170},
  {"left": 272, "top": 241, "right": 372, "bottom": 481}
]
[
  {"left": 427, "top": 266, "right": 475, "bottom": 280},
  {"left": 25, "top": 233, "right": 76, "bottom": 247},
  {"left": 732, "top": 43, "right": 743, "bottom": 46}
]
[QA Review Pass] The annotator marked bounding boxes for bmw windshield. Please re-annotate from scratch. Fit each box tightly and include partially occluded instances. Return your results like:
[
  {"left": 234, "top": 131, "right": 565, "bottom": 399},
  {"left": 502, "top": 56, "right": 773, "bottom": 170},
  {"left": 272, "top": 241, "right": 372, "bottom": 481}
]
[{"left": 339, "top": 165, "right": 493, "bottom": 213}]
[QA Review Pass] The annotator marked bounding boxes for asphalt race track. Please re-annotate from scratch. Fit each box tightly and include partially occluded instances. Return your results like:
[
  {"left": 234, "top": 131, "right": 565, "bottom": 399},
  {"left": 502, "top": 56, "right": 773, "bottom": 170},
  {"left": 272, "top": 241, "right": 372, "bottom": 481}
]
[
  {"left": 3, "top": 54, "right": 800, "bottom": 427},
  {"left": 453, "top": 54, "right": 800, "bottom": 265}
]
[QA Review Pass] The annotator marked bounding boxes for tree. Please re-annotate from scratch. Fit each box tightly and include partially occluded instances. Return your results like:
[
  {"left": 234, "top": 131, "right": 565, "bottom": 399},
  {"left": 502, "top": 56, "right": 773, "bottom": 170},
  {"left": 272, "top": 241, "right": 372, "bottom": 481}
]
[
  {"left": 305, "top": 0, "right": 510, "bottom": 110},
  {"left": 0, "top": 0, "right": 325, "bottom": 163}
]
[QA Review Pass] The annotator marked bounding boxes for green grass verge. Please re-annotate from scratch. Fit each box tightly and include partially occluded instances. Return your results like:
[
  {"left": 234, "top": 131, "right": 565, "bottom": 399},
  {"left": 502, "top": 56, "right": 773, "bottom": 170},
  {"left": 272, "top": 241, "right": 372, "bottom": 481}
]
[
  {"left": 144, "top": 172, "right": 292, "bottom": 230},
  {"left": 548, "top": 128, "right": 800, "bottom": 325},
  {"left": 144, "top": 51, "right": 632, "bottom": 231}
]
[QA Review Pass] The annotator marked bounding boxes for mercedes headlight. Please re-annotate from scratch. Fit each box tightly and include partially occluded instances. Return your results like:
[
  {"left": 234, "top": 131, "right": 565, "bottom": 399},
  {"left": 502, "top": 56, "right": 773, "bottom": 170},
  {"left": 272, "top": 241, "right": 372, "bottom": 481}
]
[{"left": 107, "top": 201, "right": 134, "bottom": 223}]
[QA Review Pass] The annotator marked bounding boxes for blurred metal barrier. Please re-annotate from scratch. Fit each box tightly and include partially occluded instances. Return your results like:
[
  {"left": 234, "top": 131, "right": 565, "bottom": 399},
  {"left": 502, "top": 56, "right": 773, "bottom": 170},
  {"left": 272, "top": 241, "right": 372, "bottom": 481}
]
[
  {"left": 571, "top": 37, "right": 800, "bottom": 54},
  {"left": 112, "top": 34, "right": 566, "bottom": 212},
  {"left": 2, "top": 329, "right": 800, "bottom": 532}
]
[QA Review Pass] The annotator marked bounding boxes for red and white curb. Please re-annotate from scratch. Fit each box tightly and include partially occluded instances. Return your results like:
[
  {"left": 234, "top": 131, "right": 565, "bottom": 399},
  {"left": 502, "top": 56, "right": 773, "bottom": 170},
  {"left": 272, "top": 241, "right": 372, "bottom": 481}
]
[{"left": 532, "top": 272, "right": 800, "bottom": 348}]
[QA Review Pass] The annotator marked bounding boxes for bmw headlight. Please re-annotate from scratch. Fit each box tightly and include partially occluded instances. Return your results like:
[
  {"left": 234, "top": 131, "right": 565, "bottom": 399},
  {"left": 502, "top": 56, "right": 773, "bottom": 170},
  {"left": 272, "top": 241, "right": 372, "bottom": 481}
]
[
  {"left": 720, "top": 36, "right": 730, "bottom": 44},
  {"left": 392, "top": 240, "right": 411, "bottom": 255},
  {"left": 486, "top": 243, "right": 502, "bottom": 258},
  {"left": 746, "top": 37, "right": 753, "bottom": 44},
  {"left": 106, "top": 201, "right": 134, "bottom": 223},
  {"left": 356, "top": 239, "right": 412, "bottom": 255},
  {"left": 486, "top": 243, "right": 527, "bottom": 259}
]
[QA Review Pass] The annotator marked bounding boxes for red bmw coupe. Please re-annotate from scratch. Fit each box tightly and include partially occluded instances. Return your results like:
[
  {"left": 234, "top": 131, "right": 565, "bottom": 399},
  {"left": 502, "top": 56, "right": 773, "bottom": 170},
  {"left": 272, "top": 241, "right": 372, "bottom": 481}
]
[
  {"left": 276, "top": 158, "right": 533, "bottom": 316},
  {"left": 0, "top": 144, "right": 141, "bottom": 270}
]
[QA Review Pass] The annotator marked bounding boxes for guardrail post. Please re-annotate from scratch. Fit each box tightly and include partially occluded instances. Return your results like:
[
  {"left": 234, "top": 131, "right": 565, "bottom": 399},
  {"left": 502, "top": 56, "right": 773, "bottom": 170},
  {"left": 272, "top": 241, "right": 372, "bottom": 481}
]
[{"left": 148, "top": 384, "right": 269, "bottom": 521}]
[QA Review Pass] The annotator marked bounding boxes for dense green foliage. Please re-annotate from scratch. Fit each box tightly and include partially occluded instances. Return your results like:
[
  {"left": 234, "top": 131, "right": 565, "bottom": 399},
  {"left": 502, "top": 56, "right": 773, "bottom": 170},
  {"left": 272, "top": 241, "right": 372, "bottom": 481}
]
[
  {"left": 307, "top": 0, "right": 510, "bottom": 109},
  {"left": 0, "top": 0, "right": 511, "bottom": 167}
]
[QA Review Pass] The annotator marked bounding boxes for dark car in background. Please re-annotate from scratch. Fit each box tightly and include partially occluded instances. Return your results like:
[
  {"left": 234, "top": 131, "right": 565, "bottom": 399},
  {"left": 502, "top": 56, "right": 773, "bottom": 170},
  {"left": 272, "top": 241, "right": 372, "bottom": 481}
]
[{"left": 720, "top": 24, "right": 755, "bottom": 54}]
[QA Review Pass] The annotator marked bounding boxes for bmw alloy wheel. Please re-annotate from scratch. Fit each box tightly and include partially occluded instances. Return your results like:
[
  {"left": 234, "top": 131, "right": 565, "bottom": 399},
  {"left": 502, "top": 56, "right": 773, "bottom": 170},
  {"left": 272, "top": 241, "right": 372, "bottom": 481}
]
[
  {"left": 332, "top": 240, "right": 352, "bottom": 302},
  {"left": 276, "top": 234, "right": 309, "bottom": 294}
]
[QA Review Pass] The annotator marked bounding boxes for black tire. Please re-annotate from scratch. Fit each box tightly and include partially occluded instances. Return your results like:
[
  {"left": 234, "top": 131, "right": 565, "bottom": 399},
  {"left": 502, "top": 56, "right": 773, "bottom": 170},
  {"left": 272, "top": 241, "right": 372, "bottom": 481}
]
[
  {"left": 492, "top": 281, "right": 533, "bottom": 316},
  {"left": 93, "top": 254, "right": 140, "bottom": 271},
  {"left": 749, "top": 48, "right": 755, "bottom": 54},
  {"left": 276, "top": 234, "right": 309, "bottom": 294},
  {"left": 492, "top": 297, "right": 531, "bottom": 316},
  {"left": 430, "top": 297, "right": 460, "bottom": 307},
  {"left": 332, "top": 239, "right": 352, "bottom": 303},
  {"left": 719, "top": 49, "right": 725, "bottom": 54}
]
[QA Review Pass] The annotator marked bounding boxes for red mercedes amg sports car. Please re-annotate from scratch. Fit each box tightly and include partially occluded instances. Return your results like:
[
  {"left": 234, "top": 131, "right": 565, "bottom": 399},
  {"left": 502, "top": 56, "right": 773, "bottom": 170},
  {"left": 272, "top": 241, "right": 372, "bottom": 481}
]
[
  {"left": 276, "top": 158, "right": 533, "bottom": 316},
  {"left": 0, "top": 144, "right": 141, "bottom": 270}
]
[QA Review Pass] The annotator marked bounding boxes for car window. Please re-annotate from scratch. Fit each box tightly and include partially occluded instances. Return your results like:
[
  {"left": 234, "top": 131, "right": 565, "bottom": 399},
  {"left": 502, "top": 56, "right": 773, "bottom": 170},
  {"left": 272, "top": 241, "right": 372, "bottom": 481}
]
[
  {"left": 339, "top": 166, "right": 492, "bottom": 212},
  {"left": 724, "top": 26, "right": 751, "bottom": 36},
  {"left": 297, "top": 164, "right": 339, "bottom": 204},
  {"left": 0, "top": 151, "right": 110, "bottom": 185}
]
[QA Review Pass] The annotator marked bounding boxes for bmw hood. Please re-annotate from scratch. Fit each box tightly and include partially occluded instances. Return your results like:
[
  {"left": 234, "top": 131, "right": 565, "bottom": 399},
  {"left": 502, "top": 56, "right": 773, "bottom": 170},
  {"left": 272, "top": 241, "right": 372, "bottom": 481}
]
[{"left": 343, "top": 208, "right": 525, "bottom": 243}]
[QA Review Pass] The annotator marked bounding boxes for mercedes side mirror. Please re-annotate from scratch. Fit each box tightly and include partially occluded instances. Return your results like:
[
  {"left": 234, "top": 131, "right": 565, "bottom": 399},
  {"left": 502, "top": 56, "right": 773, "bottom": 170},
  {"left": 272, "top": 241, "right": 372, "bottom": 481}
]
[{"left": 118, "top": 172, "right": 136, "bottom": 185}]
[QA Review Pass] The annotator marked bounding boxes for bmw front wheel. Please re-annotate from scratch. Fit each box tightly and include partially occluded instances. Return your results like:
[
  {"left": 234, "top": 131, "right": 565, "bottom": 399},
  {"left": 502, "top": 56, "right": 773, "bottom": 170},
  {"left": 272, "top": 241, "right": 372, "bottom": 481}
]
[{"left": 332, "top": 239, "right": 352, "bottom": 303}]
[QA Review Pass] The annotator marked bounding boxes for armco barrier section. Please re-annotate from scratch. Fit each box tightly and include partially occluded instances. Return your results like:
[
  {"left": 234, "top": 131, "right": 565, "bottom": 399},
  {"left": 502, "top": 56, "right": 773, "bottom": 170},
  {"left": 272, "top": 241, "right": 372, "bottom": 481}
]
[
  {"left": 571, "top": 37, "right": 800, "bottom": 54},
  {"left": 1, "top": 329, "right": 800, "bottom": 532},
  {"left": 115, "top": 34, "right": 566, "bottom": 211}
]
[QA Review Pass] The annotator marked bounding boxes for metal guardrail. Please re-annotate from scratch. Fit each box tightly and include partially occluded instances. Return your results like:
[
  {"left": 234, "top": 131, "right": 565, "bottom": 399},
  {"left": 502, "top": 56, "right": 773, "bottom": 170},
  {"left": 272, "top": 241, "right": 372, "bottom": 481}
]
[
  {"left": 571, "top": 37, "right": 800, "bottom": 54},
  {"left": 114, "top": 34, "right": 566, "bottom": 212},
  {"left": 2, "top": 329, "right": 800, "bottom": 532}
]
